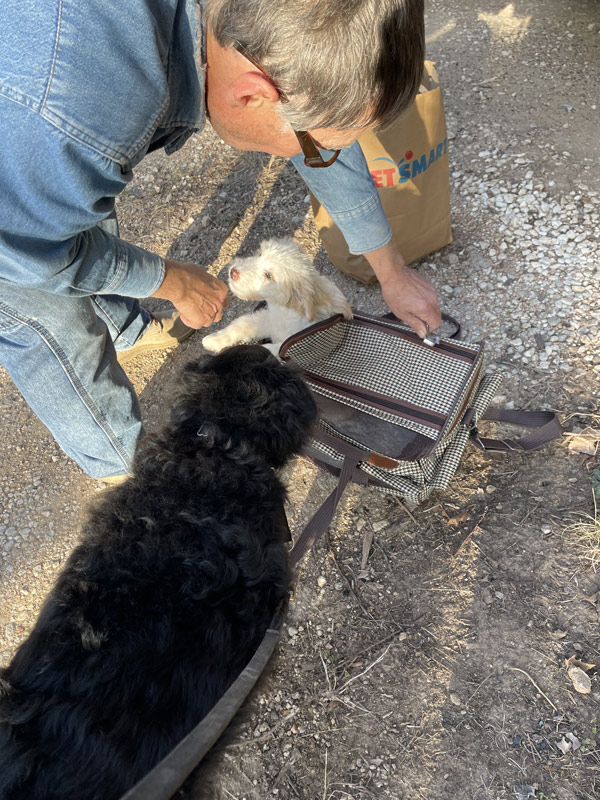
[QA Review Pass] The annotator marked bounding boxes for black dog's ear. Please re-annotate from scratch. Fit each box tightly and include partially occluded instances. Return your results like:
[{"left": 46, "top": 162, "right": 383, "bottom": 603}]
[{"left": 173, "top": 346, "right": 316, "bottom": 465}]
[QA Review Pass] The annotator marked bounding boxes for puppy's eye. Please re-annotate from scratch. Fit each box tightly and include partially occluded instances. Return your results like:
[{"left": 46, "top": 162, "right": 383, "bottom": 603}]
[{"left": 264, "top": 271, "right": 273, "bottom": 281}]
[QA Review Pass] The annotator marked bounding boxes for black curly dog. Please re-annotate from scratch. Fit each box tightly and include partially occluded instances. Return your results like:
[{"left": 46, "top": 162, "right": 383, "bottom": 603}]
[{"left": 0, "top": 345, "right": 316, "bottom": 800}]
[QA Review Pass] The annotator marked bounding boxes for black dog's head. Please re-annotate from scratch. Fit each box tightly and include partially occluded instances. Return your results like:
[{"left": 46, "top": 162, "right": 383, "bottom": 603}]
[{"left": 171, "top": 345, "right": 317, "bottom": 466}]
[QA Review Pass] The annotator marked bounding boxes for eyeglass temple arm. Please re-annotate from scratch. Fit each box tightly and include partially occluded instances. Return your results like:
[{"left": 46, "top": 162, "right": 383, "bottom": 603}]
[
  {"left": 233, "top": 43, "right": 340, "bottom": 168},
  {"left": 295, "top": 131, "right": 324, "bottom": 167},
  {"left": 295, "top": 131, "right": 340, "bottom": 168}
]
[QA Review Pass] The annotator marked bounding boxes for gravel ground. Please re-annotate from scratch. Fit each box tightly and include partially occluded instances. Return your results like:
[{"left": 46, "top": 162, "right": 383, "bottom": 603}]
[{"left": 1, "top": 2, "right": 599, "bottom": 799}]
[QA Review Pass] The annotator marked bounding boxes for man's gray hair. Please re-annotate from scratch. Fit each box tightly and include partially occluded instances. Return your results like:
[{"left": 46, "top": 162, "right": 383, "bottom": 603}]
[{"left": 205, "top": 0, "right": 425, "bottom": 131}]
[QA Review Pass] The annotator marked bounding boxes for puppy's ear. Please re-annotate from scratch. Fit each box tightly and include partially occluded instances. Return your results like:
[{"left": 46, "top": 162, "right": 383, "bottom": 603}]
[{"left": 288, "top": 281, "right": 316, "bottom": 322}]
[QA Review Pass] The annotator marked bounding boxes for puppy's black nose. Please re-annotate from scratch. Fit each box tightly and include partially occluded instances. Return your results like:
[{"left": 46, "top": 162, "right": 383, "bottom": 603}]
[{"left": 230, "top": 267, "right": 240, "bottom": 281}]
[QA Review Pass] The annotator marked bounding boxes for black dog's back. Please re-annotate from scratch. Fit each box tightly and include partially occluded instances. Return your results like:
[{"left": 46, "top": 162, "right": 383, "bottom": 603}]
[{"left": 0, "top": 346, "right": 316, "bottom": 800}]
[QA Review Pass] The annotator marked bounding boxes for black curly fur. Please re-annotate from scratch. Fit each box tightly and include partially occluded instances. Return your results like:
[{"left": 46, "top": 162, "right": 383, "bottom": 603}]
[{"left": 0, "top": 345, "right": 316, "bottom": 800}]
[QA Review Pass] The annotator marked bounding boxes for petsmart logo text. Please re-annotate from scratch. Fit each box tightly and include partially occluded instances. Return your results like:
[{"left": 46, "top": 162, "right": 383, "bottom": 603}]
[{"left": 369, "top": 138, "right": 447, "bottom": 187}]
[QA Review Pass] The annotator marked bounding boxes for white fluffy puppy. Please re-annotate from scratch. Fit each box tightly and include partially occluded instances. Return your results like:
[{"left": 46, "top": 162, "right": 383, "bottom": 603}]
[{"left": 203, "top": 238, "right": 352, "bottom": 356}]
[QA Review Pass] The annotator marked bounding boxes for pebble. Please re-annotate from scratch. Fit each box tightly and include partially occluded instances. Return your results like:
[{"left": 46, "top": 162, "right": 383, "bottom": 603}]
[
  {"left": 317, "top": 576, "right": 326, "bottom": 588},
  {"left": 372, "top": 519, "right": 388, "bottom": 532}
]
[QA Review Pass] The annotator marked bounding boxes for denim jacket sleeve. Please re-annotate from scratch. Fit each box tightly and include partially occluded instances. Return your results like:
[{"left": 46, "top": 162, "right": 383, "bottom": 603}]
[
  {"left": 0, "top": 97, "right": 165, "bottom": 299},
  {"left": 290, "top": 141, "right": 392, "bottom": 255}
]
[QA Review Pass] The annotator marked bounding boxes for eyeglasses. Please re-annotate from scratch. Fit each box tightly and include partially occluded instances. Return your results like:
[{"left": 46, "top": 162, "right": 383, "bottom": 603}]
[{"left": 233, "top": 42, "right": 341, "bottom": 168}]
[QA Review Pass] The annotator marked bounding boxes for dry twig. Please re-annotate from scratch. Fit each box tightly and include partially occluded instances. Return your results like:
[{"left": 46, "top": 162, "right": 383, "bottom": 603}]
[{"left": 507, "top": 666, "right": 559, "bottom": 712}]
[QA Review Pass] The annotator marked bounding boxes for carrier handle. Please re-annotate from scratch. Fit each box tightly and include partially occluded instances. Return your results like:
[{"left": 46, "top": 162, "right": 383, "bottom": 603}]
[{"left": 382, "top": 311, "right": 461, "bottom": 339}]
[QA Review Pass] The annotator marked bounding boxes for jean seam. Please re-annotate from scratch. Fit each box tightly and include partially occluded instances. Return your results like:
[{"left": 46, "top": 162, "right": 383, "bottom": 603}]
[
  {"left": 0, "top": 300, "right": 131, "bottom": 471},
  {"left": 40, "top": 0, "right": 63, "bottom": 114}
]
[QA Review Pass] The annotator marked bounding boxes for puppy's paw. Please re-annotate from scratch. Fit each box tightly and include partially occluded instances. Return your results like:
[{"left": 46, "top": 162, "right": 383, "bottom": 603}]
[{"left": 202, "top": 330, "right": 236, "bottom": 353}]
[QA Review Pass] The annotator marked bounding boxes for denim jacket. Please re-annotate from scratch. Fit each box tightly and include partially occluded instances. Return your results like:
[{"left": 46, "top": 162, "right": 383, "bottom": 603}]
[{"left": 0, "top": 0, "right": 390, "bottom": 299}]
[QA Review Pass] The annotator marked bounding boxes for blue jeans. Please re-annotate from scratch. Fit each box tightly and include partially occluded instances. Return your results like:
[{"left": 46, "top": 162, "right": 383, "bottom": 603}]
[
  {"left": 0, "top": 288, "right": 149, "bottom": 478},
  {"left": 0, "top": 217, "right": 150, "bottom": 479}
]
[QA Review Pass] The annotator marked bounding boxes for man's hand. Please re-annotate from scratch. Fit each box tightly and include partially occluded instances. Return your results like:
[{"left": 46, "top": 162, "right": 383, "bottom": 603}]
[
  {"left": 152, "top": 260, "right": 229, "bottom": 328},
  {"left": 364, "top": 243, "right": 442, "bottom": 338}
]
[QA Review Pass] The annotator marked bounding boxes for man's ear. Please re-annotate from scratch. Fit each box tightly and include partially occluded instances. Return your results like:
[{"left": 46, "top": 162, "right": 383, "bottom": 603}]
[{"left": 229, "top": 72, "right": 280, "bottom": 109}]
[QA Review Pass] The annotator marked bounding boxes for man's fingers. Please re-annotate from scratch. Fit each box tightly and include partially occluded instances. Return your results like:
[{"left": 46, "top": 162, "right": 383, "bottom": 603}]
[
  {"left": 406, "top": 316, "right": 428, "bottom": 339},
  {"left": 404, "top": 312, "right": 445, "bottom": 339}
]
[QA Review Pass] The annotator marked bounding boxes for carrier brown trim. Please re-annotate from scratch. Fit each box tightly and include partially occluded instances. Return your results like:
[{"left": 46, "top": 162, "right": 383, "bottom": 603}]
[
  {"left": 279, "top": 314, "right": 345, "bottom": 359},
  {"left": 351, "top": 313, "right": 477, "bottom": 362},
  {"left": 439, "top": 357, "right": 485, "bottom": 441},
  {"left": 368, "top": 452, "right": 400, "bottom": 469}
]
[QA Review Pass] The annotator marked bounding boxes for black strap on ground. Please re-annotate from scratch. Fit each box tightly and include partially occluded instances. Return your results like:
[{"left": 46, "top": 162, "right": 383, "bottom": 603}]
[
  {"left": 287, "top": 430, "right": 365, "bottom": 565},
  {"left": 120, "top": 604, "right": 286, "bottom": 800}
]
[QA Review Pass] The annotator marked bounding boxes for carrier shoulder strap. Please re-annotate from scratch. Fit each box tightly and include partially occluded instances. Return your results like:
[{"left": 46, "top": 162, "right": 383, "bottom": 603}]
[
  {"left": 471, "top": 408, "right": 563, "bottom": 452},
  {"left": 288, "top": 429, "right": 367, "bottom": 564}
]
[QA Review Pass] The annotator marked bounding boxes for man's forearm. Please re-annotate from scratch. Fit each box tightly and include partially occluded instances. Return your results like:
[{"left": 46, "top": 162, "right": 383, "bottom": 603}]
[
  {"left": 363, "top": 240, "right": 407, "bottom": 281},
  {"left": 363, "top": 241, "right": 442, "bottom": 338}
]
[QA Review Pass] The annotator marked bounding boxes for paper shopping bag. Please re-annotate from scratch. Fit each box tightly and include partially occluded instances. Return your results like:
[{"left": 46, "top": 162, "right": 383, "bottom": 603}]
[{"left": 310, "top": 61, "right": 452, "bottom": 283}]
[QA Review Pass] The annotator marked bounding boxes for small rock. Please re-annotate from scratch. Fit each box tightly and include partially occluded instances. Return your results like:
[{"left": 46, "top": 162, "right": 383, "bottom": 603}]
[
  {"left": 566, "top": 731, "right": 581, "bottom": 750},
  {"left": 317, "top": 576, "right": 326, "bottom": 588},
  {"left": 287, "top": 626, "right": 299, "bottom": 637},
  {"left": 513, "top": 784, "right": 538, "bottom": 800},
  {"left": 567, "top": 665, "right": 592, "bottom": 694},
  {"left": 449, "top": 692, "right": 461, "bottom": 706}
]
